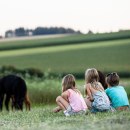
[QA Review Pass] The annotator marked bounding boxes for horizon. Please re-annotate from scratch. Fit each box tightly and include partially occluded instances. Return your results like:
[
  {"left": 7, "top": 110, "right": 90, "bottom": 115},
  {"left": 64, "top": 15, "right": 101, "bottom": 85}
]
[{"left": 0, "top": 0, "right": 130, "bottom": 36}]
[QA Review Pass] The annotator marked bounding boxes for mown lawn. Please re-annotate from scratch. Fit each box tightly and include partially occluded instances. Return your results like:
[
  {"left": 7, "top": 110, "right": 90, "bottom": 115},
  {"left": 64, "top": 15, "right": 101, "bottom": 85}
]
[{"left": 0, "top": 105, "right": 130, "bottom": 130}]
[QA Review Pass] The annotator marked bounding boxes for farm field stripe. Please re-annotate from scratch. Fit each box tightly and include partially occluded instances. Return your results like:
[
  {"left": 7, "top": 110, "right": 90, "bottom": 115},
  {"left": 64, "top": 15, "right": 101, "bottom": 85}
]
[
  {"left": 0, "top": 39, "right": 129, "bottom": 57},
  {"left": 0, "top": 34, "right": 69, "bottom": 43}
]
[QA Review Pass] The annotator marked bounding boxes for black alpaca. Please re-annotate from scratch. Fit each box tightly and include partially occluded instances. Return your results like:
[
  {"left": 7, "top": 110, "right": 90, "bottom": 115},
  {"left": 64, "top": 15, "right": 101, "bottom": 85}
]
[{"left": 0, "top": 75, "right": 30, "bottom": 111}]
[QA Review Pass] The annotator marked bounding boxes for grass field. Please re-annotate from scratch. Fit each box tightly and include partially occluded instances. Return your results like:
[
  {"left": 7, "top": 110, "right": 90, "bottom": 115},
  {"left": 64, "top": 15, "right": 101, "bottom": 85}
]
[
  {"left": 0, "top": 105, "right": 130, "bottom": 130},
  {"left": 0, "top": 33, "right": 130, "bottom": 130},
  {"left": 0, "top": 31, "right": 130, "bottom": 51},
  {"left": 0, "top": 38, "right": 130, "bottom": 74},
  {"left": 0, "top": 33, "right": 130, "bottom": 103},
  {"left": 0, "top": 78, "right": 130, "bottom": 130},
  {"left": 24, "top": 78, "right": 130, "bottom": 104},
  {"left": 0, "top": 34, "right": 70, "bottom": 51}
]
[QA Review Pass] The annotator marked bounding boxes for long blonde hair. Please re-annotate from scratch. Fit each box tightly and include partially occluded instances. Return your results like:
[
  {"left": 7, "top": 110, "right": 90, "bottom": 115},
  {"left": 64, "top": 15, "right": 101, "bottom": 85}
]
[
  {"left": 62, "top": 74, "right": 76, "bottom": 92},
  {"left": 85, "top": 68, "right": 99, "bottom": 83},
  {"left": 85, "top": 68, "right": 104, "bottom": 91}
]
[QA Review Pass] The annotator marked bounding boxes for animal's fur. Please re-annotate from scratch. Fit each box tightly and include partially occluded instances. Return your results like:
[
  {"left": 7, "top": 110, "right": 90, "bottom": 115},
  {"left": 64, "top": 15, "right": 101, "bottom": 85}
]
[{"left": 0, "top": 75, "right": 31, "bottom": 111}]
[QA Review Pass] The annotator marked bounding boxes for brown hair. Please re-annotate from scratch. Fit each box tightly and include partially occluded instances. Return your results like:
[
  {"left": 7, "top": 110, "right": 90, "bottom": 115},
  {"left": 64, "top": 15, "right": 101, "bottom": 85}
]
[
  {"left": 98, "top": 70, "right": 108, "bottom": 89},
  {"left": 106, "top": 72, "right": 119, "bottom": 86},
  {"left": 62, "top": 74, "right": 76, "bottom": 92},
  {"left": 85, "top": 68, "right": 99, "bottom": 83}
]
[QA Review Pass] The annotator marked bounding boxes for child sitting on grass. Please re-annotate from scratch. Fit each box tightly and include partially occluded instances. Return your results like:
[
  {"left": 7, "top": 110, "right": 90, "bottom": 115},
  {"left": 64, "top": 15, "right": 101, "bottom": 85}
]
[
  {"left": 53, "top": 74, "right": 87, "bottom": 116},
  {"left": 106, "top": 72, "right": 129, "bottom": 110},
  {"left": 84, "top": 68, "right": 113, "bottom": 113}
]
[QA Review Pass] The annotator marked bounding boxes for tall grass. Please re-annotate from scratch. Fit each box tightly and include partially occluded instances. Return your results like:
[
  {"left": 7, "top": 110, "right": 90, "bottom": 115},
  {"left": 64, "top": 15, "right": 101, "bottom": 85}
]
[
  {"left": 25, "top": 78, "right": 130, "bottom": 104},
  {"left": 26, "top": 79, "right": 61, "bottom": 104},
  {"left": 121, "top": 79, "right": 130, "bottom": 100}
]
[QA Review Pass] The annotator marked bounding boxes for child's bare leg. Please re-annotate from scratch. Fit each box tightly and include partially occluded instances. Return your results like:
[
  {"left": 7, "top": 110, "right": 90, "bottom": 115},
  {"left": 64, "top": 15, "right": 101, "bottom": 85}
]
[
  {"left": 56, "top": 96, "right": 69, "bottom": 111},
  {"left": 53, "top": 106, "right": 61, "bottom": 113},
  {"left": 84, "top": 97, "right": 92, "bottom": 109}
]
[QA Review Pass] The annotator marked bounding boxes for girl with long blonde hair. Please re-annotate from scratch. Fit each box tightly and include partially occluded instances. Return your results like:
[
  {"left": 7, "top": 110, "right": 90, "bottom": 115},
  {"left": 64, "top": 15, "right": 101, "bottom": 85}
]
[
  {"left": 53, "top": 74, "right": 87, "bottom": 116},
  {"left": 84, "top": 68, "right": 113, "bottom": 113}
]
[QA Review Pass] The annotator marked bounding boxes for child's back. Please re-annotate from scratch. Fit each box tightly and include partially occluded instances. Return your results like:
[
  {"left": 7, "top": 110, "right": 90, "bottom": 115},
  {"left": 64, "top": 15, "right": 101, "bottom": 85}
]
[
  {"left": 90, "top": 82, "right": 111, "bottom": 112},
  {"left": 106, "top": 86, "right": 129, "bottom": 108},
  {"left": 84, "top": 68, "right": 112, "bottom": 113},
  {"left": 67, "top": 89, "right": 87, "bottom": 112},
  {"left": 53, "top": 74, "right": 87, "bottom": 116},
  {"left": 106, "top": 72, "right": 129, "bottom": 110}
]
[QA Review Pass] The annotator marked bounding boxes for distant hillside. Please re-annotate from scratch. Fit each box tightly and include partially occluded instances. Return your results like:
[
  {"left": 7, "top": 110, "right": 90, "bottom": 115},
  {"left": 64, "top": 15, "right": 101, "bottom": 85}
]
[
  {"left": 0, "top": 38, "right": 130, "bottom": 78},
  {"left": 0, "top": 30, "right": 130, "bottom": 51}
]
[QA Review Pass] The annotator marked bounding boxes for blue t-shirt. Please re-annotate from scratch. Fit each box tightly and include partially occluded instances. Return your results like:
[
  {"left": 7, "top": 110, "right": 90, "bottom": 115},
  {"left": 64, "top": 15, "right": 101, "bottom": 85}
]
[{"left": 105, "top": 86, "right": 129, "bottom": 108}]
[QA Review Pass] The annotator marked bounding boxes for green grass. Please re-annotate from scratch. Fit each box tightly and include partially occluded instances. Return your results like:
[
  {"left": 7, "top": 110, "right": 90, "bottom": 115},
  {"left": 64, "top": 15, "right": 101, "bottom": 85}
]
[
  {"left": 0, "top": 32, "right": 130, "bottom": 130},
  {"left": 0, "top": 105, "right": 130, "bottom": 130},
  {"left": 23, "top": 78, "right": 130, "bottom": 104},
  {"left": 0, "top": 34, "right": 70, "bottom": 51},
  {"left": 122, "top": 79, "right": 130, "bottom": 100},
  {"left": 26, "top": 79, "right": 61, "bottom": 104},
  {"left": 0, "top": 79, "right": 130, "bottom": 130},
  {"left": 0, "top": 39, "right": 130, "bottom": 74}
]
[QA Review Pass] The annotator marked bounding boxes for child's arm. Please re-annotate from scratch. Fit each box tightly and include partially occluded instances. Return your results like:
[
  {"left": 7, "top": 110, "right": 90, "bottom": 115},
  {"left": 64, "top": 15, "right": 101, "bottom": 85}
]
[
  {"left": 53, "top": 91, "right": 69, "bottom": 113},
  {"left": 98, "top": 82, "right": 105, "bottom": 91},
  {"left": 85, "top": 83, "right": 94, "bottom": 101},
  {"left": 61, "top": 91, "right": 69, "bottom": 102}
]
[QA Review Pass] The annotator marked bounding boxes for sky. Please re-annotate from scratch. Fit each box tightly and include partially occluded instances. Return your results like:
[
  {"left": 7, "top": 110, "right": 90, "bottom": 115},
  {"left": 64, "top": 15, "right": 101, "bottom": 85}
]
[{"left": 0, "top": 0, "right": 130, "bottom": 36}]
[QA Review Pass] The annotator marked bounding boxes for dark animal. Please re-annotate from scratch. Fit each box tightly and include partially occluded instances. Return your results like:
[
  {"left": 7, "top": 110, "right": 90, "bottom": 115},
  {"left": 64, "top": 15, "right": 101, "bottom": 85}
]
[
  {"left": 0, "top": 75, "right": 31, "bottom": 111},
  {"left": 97, "top": 70, "right": 108, "bottom": 90},
  {"left": 11, "top": 92, "right": 31, "bottom": 111}
]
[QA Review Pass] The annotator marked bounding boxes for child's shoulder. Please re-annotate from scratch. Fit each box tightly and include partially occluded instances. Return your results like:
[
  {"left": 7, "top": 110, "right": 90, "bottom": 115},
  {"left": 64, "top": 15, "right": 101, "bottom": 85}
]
[
  {"left": 62, "top": 90, "right": 70, "bottom": 96},
  {"left": 91, "top": 81, "right": 103, "bottom": 89},
  {"left": 117, "top": 86, "right": 125, "bottom": 90},
  {"left": 65, "top": 89, "right": 75, "bottom": 95},
  {"left": 91, "top": 81, "right": 101, "bottom": 86},
  {"left": 111, "top": 85, "right": 124, "bottom": 89},
  {"left": 68, "top": 88, "right": 82, "bottom": 95},
  {"left": 86, "top": 83, "right": 92, "bottom": 87},
  {"left": 106, "top": 85, "right": 124, "bottom": 91}
]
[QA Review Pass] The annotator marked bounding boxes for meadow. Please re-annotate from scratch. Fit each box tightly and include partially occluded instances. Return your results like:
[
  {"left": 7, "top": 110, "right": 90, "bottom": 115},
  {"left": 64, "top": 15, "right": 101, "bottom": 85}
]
[
  {"left": 0, "top": 105, "right": 130, "bottom": 130},
  {"left": 25, "top": 78, "right": 130, "bottom": 104},
  {"left": 0, "top": 31, "right": 130, "bottom": 103},
  {"left": 0, "top": 38, "right": 130, "bottom": 75},
  {"left": 0, "top": 31, "right": 130, "bottom": 51},
  {"left": 0, "top": 32, "right": 130, "bottom": 130},
  {"left": 0, "top": 32, "right": 130, "bottom": 104},
  {"left": 0, "top": 78, "right": 130, "bottom": 130}
]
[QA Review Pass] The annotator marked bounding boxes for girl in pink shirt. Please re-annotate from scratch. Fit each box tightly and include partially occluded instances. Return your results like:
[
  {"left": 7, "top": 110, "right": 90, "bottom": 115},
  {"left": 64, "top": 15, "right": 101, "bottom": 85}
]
[{"left": 53, "top": 74, "right": 87, "bottom": 116}]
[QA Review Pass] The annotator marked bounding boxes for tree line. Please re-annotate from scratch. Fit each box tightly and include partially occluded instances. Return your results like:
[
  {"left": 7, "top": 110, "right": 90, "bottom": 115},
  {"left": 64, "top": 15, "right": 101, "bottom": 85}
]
[{"left": 5, "top": 27, "right": 81, "bottom": 38}]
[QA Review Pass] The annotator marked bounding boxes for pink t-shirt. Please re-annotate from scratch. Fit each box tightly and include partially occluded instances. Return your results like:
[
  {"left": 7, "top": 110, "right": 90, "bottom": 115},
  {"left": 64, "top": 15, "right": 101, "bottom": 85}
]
[{"left": 67, "top": 89, "right": 87, "bottom": 112}]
